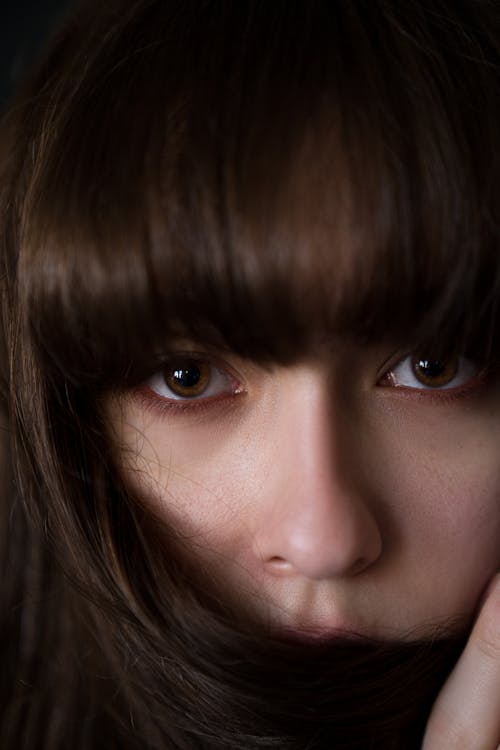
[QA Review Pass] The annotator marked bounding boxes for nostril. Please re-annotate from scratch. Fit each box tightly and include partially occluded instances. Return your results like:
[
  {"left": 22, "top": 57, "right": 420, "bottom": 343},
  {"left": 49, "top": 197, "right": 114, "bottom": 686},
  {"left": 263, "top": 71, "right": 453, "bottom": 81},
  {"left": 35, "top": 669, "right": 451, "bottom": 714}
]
[{"left": 351, "top": 557, "right": 368, "bottom": 575}]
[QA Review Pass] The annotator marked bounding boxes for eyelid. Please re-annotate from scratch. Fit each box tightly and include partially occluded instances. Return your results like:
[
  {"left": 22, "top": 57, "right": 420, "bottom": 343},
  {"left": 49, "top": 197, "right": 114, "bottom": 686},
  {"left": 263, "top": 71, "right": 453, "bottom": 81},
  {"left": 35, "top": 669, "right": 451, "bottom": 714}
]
[{"left": 141, "top": 351, "right": 246, "bottom": 411}]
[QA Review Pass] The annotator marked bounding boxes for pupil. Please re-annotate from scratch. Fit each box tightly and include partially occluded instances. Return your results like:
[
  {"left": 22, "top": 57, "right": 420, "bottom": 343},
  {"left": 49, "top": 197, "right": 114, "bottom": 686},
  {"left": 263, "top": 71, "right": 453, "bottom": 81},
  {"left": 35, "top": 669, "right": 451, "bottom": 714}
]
[{"left": 173, "top": 366, "right": 201, "bottom": 388}]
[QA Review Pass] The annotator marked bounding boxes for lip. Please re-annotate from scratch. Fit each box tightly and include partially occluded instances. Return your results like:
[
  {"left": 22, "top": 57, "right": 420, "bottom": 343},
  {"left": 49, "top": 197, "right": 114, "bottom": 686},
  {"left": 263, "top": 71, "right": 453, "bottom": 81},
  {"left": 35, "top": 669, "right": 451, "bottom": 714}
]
[{"left": 276, "top": 626, "right": 367, "bottom": 644}]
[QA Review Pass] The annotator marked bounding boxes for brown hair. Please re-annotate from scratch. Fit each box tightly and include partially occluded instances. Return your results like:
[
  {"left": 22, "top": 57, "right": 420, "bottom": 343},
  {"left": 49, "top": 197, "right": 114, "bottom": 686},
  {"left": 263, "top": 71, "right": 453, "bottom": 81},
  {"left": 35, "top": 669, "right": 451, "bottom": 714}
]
[{"left": 2, "top": 1, "right": 500, "bottom": 747}]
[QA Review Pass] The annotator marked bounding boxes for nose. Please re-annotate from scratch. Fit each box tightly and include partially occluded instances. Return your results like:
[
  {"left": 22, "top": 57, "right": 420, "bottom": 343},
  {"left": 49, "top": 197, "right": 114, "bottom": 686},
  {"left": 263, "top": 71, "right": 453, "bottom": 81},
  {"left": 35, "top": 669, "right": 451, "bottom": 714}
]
[{"left": 252, "top": 369, "right": 383, "bottom": 580}]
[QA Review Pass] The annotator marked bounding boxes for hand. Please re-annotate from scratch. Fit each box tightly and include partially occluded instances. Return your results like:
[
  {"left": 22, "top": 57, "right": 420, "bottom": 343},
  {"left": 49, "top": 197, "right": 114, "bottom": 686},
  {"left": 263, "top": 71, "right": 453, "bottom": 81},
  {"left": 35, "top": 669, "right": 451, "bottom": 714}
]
[{"left": 422, "top": 573, "right": 500, "bottom": 749}]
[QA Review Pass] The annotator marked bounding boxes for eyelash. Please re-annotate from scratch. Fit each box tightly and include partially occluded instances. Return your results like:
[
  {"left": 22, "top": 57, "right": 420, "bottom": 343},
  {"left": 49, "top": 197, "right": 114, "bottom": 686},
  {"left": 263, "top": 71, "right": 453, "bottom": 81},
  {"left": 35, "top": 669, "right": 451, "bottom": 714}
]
[
  {"left": 378, "top": 353, "right": 487, "bottom": 401},
  {"left": 135, "top": 356, "right": 245, "bottom": 415},
  {"left": 134, "top": 351, "right": 488, "bottom": 416}
]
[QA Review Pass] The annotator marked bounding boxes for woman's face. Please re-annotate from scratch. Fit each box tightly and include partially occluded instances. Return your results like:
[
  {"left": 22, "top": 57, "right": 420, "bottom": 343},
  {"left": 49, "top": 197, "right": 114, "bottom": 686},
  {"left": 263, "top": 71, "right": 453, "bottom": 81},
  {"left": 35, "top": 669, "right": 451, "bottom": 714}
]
[{"left": 106, "top": 338, "right": 500, "bottom": 641}]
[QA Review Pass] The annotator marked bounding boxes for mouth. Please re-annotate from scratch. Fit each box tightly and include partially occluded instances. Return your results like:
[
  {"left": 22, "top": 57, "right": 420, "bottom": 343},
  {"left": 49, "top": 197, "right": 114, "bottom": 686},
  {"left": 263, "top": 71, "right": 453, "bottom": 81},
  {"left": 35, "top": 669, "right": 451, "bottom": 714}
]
[{"left": 275, "top": 625, "right": 368, "bottom": 644}]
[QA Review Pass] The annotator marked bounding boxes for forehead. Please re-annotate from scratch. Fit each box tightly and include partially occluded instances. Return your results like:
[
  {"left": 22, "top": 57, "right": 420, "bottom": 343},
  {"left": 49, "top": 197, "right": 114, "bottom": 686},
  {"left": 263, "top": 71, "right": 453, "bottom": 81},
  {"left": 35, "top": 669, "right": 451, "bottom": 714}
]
[
  {"left": 141, "top": 118, "right": 493, "bottom": 365},
  {"left": 18, "top": 2, "right": 500, "bottom": 381},
  {"left": 25, "top": 109, "right": 500, "bottom": 382}
]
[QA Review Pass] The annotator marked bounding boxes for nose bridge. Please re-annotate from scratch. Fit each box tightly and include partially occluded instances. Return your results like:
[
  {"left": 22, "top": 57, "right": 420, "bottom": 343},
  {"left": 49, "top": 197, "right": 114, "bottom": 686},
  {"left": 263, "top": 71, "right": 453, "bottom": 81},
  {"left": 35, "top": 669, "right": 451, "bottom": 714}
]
[{"left": 253, "top": 368, "right": 382, "bottom": 580}]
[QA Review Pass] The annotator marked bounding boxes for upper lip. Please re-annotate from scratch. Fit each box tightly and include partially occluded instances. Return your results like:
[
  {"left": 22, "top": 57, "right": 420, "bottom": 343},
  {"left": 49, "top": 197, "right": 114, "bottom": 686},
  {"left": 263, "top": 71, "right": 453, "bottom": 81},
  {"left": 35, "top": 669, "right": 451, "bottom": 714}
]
[{"left": 275, "top": 624, "right": 367, "bottom": 643}]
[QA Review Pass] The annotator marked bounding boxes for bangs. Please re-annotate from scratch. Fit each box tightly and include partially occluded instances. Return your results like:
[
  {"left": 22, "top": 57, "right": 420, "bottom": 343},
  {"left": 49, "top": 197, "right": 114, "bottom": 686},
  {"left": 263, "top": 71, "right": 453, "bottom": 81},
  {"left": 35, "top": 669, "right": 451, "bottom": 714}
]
[{"left": 12, "top": 0, "right": 500, "bottom": 386}]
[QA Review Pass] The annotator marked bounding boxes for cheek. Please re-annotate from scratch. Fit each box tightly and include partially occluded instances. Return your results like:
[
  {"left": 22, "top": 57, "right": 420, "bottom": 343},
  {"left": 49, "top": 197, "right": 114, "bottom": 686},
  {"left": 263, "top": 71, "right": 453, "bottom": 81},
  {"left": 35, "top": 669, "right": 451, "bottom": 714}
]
[
  {"left": 373, "top": 403, "right": 500, "bottom": 614},
  {"left": 403, "top": 481, "right": 500, "bottom": 619},
  {"left": 405, "top": 471, "right": 500, "bottom": 571},
  {"left": 115, "top": 407, "right": 260, "bottom": 556}
]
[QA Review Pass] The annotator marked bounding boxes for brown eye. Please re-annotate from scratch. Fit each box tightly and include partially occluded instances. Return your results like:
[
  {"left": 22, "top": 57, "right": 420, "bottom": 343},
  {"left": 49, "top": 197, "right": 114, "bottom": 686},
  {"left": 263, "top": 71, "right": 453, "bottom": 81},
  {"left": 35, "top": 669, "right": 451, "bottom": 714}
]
[
  {"left": 164, "top": 359, "right": 211, "bottom": 398},
  {"left": 411, "top": 356, "right": 458, "bottom": 388},
  {"left": 382, "top": 352, "right": 480, "bottom": 392},
  {"left": 146, "top": 356, "right": 241, "bottom": 405}
]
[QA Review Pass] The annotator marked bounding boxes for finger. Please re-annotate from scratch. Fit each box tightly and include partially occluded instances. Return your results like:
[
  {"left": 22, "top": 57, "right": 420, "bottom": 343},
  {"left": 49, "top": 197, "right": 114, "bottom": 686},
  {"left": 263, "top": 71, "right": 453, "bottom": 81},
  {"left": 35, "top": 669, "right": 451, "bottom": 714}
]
[{"left": 422, "top": 573, "right": 500, "bottom": 750}]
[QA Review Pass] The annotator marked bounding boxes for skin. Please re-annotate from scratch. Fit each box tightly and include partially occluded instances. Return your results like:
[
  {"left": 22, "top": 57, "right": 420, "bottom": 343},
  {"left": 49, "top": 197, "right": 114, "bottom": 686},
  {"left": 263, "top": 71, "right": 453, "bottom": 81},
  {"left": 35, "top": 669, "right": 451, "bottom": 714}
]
[
  {"left": 106, "top": 337, "right": 500, "bottom": 745},
  {"left": 423, "top": 573, "right": 500, "bottom": 748}
]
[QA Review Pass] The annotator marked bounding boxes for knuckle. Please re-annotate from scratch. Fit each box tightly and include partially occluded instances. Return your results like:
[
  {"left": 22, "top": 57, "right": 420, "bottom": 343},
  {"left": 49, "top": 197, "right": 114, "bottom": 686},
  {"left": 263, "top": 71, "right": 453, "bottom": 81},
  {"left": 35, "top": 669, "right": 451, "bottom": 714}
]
[{"left": 475, "top": 628, "right": 500, "bottom": 661}]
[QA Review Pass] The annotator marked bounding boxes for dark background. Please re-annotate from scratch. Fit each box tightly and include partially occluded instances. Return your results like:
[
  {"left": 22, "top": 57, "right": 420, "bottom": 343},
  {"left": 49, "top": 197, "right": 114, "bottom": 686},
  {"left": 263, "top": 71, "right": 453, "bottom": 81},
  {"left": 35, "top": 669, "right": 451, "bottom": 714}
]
[{"left": 1, "top": 0, "right": 77, "bottom": 111}]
